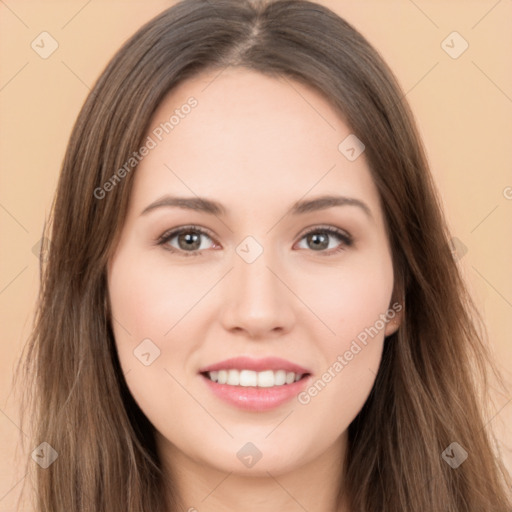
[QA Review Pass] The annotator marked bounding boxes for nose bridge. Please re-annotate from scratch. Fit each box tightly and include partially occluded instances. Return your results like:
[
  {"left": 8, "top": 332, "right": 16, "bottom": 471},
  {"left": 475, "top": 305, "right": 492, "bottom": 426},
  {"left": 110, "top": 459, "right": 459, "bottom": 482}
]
[
  {"left": 236, "top": 248, "right": 277, "bottom": 298},
  {"left": 219, "top": 236, "right": 295, "bottom": 336}
]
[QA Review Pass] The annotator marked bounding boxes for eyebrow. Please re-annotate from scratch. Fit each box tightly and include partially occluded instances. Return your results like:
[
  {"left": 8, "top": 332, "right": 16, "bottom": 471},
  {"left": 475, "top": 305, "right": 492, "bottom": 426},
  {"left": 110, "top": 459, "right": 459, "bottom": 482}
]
[{"left": 140, "top": 194, "right": 372, "bottom": 218}]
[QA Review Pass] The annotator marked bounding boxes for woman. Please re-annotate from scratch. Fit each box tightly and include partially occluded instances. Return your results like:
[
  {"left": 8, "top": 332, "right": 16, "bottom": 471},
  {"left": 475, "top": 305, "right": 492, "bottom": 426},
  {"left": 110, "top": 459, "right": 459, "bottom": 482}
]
[{"left": 18, "top": 0, "right": 512, "bottom": 510}]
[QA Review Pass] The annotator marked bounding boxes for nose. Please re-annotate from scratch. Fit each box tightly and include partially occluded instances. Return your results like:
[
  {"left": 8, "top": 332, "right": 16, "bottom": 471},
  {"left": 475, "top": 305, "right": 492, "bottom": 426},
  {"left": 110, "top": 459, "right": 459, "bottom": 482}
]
[{"left": 219, "top": 248, "right": 296, "bottom": 339}]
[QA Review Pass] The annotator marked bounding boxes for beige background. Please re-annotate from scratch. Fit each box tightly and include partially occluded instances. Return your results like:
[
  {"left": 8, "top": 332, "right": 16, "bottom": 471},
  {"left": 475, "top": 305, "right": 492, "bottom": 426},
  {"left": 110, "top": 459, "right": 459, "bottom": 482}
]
[{"left": 1, "top": 0, "right": 511, "bottom": 510}]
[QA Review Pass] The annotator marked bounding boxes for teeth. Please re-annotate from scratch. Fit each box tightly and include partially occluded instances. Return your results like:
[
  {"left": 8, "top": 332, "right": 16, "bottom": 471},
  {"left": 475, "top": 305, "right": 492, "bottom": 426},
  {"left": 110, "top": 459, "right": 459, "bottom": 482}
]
[
  {"left": 206, "top": 369, "right": 305, "bottom": 387},
  {"left": 227, "top": 369, "right": 239, "bottom": 385}
]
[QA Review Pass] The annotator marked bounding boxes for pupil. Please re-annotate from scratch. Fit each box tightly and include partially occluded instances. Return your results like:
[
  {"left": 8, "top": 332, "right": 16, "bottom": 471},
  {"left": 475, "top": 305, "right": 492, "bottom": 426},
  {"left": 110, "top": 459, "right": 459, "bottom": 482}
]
[
  {"left": 309, "top": 233, "right": 328, "bottom": 250},
  {"left": 179, "top": 232, "right": 200, "bottom": 250}
]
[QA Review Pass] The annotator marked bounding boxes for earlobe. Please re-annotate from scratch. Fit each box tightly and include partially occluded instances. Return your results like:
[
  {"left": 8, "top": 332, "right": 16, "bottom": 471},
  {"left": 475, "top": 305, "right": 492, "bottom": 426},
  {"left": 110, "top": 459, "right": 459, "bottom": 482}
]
[
  {"left": 384, "top": 309, "right": 403, "bottom": 337},
  {"left": 386, "top": 278, "right": 405, "bottom": 337}
]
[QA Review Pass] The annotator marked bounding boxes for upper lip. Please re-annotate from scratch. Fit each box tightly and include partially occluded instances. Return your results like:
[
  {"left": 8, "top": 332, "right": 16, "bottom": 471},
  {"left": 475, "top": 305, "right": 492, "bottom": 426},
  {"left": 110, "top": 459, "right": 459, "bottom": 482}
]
[{"left": 199, "top": 356, "right": 312, "bottom": 375}]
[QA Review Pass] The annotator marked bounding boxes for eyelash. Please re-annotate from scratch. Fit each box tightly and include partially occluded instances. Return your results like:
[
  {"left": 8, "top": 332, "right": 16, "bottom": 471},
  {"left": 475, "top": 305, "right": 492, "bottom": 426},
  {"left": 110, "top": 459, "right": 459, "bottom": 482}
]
[{"left": 156, "top": 224, "right": 353, "bottom": 257}]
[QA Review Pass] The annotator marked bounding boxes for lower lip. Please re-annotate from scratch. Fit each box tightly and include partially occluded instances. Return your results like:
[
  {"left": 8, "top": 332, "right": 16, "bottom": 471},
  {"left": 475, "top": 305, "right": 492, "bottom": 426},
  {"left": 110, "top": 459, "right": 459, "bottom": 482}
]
[{"left": 200, "top": 374, "right": 312, "bottom": 411}]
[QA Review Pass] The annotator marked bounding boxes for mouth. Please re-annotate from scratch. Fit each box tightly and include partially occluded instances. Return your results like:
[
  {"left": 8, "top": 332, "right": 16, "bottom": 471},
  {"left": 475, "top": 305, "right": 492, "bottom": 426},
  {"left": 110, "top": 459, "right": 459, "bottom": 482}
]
[
  {"left": 201, "top": 369, "right": 309, "bottom": 387},
  {"left": 198, "top": 357, "right": 313, "bottom": 411}
]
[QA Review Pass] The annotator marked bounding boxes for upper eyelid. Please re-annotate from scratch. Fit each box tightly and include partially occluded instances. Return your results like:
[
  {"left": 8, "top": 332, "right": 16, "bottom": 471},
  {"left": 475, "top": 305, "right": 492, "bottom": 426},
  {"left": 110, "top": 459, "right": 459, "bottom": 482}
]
[{"left": 158, "top": 225, "right": 214, "bottom": 240}]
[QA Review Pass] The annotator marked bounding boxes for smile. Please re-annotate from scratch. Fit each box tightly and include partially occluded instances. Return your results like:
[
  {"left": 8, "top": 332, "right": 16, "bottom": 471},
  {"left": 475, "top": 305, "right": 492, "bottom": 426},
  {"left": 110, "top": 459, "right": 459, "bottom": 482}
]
[
  {"left": 204, "top": 369, "right": 306, "bottom": 387},
  {"left": 198, "top": 356, "right": 313, "bottom": 411}
]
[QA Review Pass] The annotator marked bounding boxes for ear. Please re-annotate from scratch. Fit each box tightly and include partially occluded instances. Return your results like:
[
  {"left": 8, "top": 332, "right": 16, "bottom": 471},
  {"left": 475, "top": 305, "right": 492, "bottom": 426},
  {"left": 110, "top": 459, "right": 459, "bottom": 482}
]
[
  {"left": 385, "top": 273, "right": 405, "bottom": 337},
  {"left": 384, "top": 305, "right": 403, "bottom": 337}
]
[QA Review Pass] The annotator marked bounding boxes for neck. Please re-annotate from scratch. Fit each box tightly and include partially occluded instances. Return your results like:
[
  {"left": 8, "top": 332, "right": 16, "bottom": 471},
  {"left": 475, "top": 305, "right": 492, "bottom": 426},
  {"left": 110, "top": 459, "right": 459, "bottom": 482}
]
[{"left": 158, "top": 432, "right": 350, "bottom": 512}]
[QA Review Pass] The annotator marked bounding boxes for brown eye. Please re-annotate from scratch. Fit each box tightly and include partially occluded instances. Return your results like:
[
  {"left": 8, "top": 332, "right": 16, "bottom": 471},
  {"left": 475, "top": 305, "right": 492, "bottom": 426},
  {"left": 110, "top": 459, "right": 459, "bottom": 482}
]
[
  {"left": 296, "top": 227, "right": 353, "bottom": 255},
  {"left": 158, "top": 226, "right": 216, "bottom": 256},
  {"left": 175, "top": 231, "right": 202, "bottom": 251},
  {"left": 305, "top": 232, "right": 330, "bottom": 251}
]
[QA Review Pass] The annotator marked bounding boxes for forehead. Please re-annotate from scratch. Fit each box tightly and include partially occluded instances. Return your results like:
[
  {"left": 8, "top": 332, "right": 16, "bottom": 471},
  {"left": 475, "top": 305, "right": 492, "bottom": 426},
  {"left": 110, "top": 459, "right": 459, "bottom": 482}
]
[{"left": 130, "top": 67, "right": 381, "bottom": 217}]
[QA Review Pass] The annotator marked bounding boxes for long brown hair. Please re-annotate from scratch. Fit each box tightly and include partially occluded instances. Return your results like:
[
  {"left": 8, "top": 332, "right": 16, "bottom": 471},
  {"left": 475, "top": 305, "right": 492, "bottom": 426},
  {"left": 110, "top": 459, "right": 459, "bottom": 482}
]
[{"left": 17, "top": 0, "right": 512, "bottom": 510}]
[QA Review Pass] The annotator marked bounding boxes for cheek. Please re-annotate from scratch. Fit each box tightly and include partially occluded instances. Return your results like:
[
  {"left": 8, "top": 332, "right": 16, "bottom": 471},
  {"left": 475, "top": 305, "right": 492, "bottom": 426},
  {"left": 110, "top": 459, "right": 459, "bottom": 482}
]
[
  {"left": 304, "top": 250, "right": 394, "bottom": 345},
  {"left": 107, "top": 250, "right": 218, "bottom": 409},
  {"left": 107, "top": 253, "right": 201, "bottom": 435},
  {"left": 108, "top": 252, "right": 176, "bottom": 383},
  {"left": 108, "top": 251, "right": 214, "bottom": 344},
  {"left": 294, "top": 251, "right": 394, "bottom": 425}
]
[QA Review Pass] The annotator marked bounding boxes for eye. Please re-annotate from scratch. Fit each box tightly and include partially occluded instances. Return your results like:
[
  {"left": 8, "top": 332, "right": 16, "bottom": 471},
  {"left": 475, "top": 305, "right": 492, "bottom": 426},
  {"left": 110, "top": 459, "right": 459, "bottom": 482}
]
[
  {"left": 157, "top": 225, "right": 353, "bottom": 257},
  {"left": 157, "top": 226, "right": 217, "bottom": 257},
  {"left": 295, "top": 226, "right": 353, "bottom": 255}
]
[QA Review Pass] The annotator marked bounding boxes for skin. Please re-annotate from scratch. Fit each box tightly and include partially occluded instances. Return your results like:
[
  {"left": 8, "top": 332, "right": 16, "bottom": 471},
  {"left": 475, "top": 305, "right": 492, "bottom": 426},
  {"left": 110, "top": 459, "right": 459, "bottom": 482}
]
[{"left": 108, "top": 67, "right": 402, "bottom": 512}]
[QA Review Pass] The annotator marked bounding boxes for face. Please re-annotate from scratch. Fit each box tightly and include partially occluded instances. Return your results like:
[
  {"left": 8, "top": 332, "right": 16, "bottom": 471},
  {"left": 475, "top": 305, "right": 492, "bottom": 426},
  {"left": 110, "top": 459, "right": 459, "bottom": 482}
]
[{"left": 108, "top": 67, "right": 401, "bottom": 478}]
